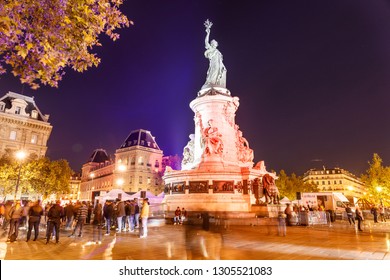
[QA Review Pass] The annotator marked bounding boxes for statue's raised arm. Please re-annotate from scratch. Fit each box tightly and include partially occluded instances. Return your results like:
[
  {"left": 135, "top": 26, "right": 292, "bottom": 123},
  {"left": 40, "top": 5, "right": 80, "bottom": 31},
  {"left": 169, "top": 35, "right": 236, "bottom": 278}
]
[{"left": 202, "top": 19, "right": 227, "bottom": 89}]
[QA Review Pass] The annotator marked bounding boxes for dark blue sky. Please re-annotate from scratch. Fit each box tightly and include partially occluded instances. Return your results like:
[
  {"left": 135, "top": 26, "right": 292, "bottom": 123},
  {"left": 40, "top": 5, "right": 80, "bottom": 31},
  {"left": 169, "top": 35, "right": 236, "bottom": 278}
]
[{"left": 1, "top": 0, "right": 389, "bottom": 176}]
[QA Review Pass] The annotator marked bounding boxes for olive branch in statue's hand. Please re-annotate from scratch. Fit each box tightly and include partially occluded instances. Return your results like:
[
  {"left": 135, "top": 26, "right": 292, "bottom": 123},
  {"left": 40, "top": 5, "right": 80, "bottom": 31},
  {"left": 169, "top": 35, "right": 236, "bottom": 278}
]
[{"left": 204, "top": 19, "right": 213, "bottom": 30}]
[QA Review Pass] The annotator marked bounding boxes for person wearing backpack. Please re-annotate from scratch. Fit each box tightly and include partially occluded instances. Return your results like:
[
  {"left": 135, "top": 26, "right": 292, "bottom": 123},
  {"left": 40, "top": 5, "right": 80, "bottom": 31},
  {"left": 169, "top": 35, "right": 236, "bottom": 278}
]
[{"left": 46, "top": 200, "right": 63, "bottom": 244}]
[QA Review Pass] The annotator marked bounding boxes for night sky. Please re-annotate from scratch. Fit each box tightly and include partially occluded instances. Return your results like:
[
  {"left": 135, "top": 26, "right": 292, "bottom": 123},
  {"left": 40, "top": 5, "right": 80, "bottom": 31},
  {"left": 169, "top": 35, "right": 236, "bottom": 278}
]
[{"left": 1, "top": 0, "right": 389, "bottom": 176}]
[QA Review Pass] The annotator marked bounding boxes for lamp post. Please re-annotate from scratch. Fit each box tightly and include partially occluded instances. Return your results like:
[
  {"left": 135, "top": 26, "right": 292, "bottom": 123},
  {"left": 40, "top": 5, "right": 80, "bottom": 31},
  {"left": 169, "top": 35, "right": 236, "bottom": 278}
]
[{"left": 14, "top": 150, "right": 26, "bottom": 201}]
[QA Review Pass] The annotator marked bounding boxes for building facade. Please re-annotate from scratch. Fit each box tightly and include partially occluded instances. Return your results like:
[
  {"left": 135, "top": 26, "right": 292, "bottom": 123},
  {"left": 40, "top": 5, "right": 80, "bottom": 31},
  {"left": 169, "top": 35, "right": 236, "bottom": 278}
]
[
  {"left": 79, "top": 149, "right": 114, "bottom": 201},
  {"left": 79, "top": 129, "right": 165, "bottom": 200},
  {"left": 114, "top": 129, "right": 164, "bottom": 195},
  {"left": 0, "top": 91, "right": 52, "bottom": 157},
  {"left": 303, "top": 167, "right": 366, "bottom": 202},
  {"left": 62, "top": 173, "right": 81, "bottom": 201}
]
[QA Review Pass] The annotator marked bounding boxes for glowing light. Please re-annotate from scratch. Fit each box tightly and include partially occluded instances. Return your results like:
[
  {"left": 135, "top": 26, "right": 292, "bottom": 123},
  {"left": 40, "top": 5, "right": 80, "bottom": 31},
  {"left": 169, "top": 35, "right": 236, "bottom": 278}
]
[
  {"left": 376, "top": 186, "right": 383, "bottom": 192},
  {"left": 118, "top": 164, "right": 126, "bottom": 172},
  {"left": 15, "top": 150, "right": 26, "bottom": 160},
  {"left": 116, "top": 178, "right": 124, "bottom": 186}
]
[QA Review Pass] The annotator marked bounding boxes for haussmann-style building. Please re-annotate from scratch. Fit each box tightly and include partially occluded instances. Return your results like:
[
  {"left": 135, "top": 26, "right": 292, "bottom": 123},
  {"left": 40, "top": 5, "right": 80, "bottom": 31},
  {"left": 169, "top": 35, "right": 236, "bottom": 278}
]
[
  {"left": 79, "top": 129, "right": 166, "bottom": 200},
  {"left": 303, "top": 167, "right": 367, "bottom": 204},
  {"left": 0, "top": 91, "right": 52, "bottom": 157}
]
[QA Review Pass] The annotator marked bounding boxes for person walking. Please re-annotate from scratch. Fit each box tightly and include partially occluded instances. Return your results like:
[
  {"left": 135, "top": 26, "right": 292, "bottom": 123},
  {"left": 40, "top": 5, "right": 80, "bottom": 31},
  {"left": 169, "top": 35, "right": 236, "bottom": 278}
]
[
  {"left": 128, "top": 200, "right": 136, "bottom": 232},
  {"left": 7, "top": 201, "right": 23, "bottom": 242},
  {"left": 115, "top": 199, "right": 126, "bottom": 233},
  {"left": 103, "top": 200, "right": 114, "bottom": 235},
  {"left": 379, "top": 205, "right": 387, "bottom": 222},
  {"left": 69, "top": 201, "right": 88, "bottom": 237},
  {"left": 64, "top": 202, "right": 74, "bottom": 230},
  {"left": 355, "top": 206, "right": 364, "bottom": 231},
  {"left": 2, "top": 201, "right": 13, "bottom": 231},
  {"left": 92, "top": 202, "right": 103, "bottom": 244},
  {"left": 26, "top": 200, "right": 43, "bottom": 242},
  {"left": 371, "top": 205, "right": 378, "bottom": 223},
  {"left": 46, "top": 200, "right": 63, "bottom": 244},
  {"left": 345, "top": 204, "right": 355, "bottom": 225},
  {"left": 181, "top": 208, "right": 187, "bottom": 225},
  {"left": 134, "top": 198, "right": 140, "bottom": 229},
  {"left": 139, "top": 198, "right": 149, "bottom": 238}
]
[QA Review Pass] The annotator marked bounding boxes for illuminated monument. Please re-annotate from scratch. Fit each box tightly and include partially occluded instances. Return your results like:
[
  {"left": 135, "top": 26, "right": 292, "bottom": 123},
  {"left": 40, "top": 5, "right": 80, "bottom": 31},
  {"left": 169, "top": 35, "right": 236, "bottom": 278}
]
[{"left": 163, "top": 20, "right": 276, "bottom": 214}]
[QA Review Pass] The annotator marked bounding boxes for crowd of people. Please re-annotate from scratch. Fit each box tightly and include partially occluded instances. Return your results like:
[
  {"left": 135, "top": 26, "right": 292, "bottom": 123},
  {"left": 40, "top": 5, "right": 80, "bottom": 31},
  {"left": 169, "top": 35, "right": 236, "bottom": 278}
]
[{"left": 0, "top": 197, "right": 151, "bottom": 244}]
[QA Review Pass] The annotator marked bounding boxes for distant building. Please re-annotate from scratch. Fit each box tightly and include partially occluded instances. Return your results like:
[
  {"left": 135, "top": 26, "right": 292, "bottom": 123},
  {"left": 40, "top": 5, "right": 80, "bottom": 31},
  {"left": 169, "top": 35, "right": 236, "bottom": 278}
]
[
  {"left": 63, "top": 173, "right": 81, "bottom": 201},
  {"left": 114, "top": 129, "right": 164, "bottom": 195},
  {"left": 303, "top": 167, "right": 366, "bottom": 202},
  {"left": 80, "top": 129, "right": 166, "bottom": 200},
  {"left": 80, "top": 149, "right": 114, "bottom": 201},
  {"left": 0, "top": 91, "right": 52, "bottom": 157}
]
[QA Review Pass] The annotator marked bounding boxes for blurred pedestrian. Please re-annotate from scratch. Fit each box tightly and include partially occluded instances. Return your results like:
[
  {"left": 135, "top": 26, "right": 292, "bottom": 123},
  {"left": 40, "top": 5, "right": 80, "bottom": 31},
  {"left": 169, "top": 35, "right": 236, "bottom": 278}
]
[
  {"left": 379, "top": 205, "right": 386, "bottom": 222},
  {"left": 103, "top": 200, "right": 114, "bottom": 235},
  {"left": 26, "top": 200, "right": 43, "bottom": 242},
  {"left": 69, "top": 201, "right": 88, "bottom": 237},
  {"left": 116, "top": 198, "right": 126, "bottom": 233},
  {"left": 370, "top": 205, "right": 378, "bottom": 223},
  {"left": 64, "top": 202, "right": 74, "bottom": 230},
  {"left": 355, "top": 206, "right": 364, "bottom": 232},
  {"left": 139, "top": 198, "right": 149, "bottom": 238},
  {"left": 7, "top": 201, "right": 23, "bottom": 242},
  {"left": 2, "top": 201, "right": 13, "bottom": 231},
  {"left": 345, "top": 204, "right": 355, "bottom": 225},
  {"left": 92, "top": 202, "right": 103, "bottom": 244},
  {"left": 46, "top": 200, "right": 63, "bottom": 244}
]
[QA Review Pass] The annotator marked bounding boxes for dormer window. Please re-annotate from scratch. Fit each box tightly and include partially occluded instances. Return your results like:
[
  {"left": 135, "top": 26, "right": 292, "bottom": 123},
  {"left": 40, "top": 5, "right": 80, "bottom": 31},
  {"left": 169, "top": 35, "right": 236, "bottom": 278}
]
[
  {"left": 15, "top": 106, "right": 21, "bottom": 114},
  {"left": 0, "top": 102, "right": 4, "bottom": 111},
  {"left": 31, "top": 110, "right": 38, "bottom": 119}
]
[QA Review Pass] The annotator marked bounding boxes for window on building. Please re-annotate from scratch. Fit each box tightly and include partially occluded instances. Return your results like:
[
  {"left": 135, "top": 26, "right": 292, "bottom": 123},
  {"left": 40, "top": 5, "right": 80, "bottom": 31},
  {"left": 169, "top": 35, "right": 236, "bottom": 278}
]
[
  {"left": 0, "top": 102, "right": 4, "bottom": 111},
  {"left": 334, "top": 180, "right": 337, "bottom": 184},
  {"left": 31, "top": 134, "right": 38, "bottom": 144},
  {"left": 328, "top": 181, "right": 331, "bottom": 185},
  {"left": 326, "top": 170, "right": 329, "bottom": 174},
  {"left": 322, "top": 181, "right": 325, "bottom": 185},
  {"left": 9, "top": 130, "right": 16, "bottom": 140},
  {"left": 339, "top": 180, "right": 342, "bottom": 184},
  {"left": 15, "top": 106, "right": 21, "bottom": 114},
  {"left": 138, "top": 156, "right": 144, "bottom": 165},
  {"left": 31, "top": 110, "right": 38, "bottom": 119},
  {"left": 155, "top": 160, "right": 160, "bottom": 168},
  {"left": 139, "top": 176, "right": 142, "bottom": 184},
  {"left": 155, "top": 178, "right": 159, "bottom": 185},
  {"left": 129, "top": 176, "right": 133, "bottom": 184},
  {"left": 147, "top": 177, "right": 151, "bottom": 185},
  {"left": 131, "top": 157, "right": 135, "bottom": 165}
]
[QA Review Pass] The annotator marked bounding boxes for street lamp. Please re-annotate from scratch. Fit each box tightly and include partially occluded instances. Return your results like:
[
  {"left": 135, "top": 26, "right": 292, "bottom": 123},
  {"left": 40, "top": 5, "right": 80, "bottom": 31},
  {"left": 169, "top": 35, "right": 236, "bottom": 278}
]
[{"left": 14, "top": 150, "right": 26, "bottom": 201}]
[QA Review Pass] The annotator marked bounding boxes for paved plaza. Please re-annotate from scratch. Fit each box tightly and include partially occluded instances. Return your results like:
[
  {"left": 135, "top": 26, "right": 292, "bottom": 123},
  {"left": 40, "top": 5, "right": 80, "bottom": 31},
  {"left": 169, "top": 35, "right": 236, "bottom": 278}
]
[{"left": 1, "top": 219, "right": 390, "bottom": 260}]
